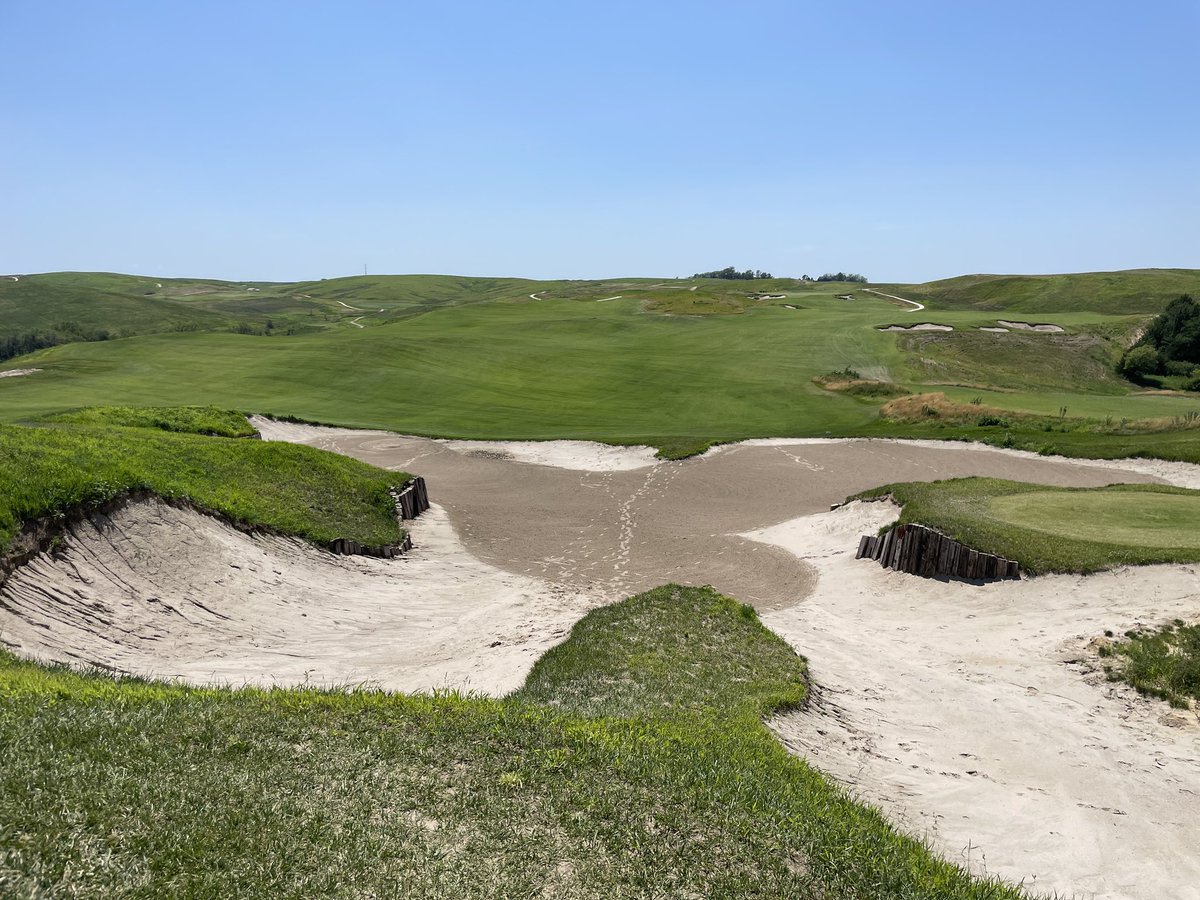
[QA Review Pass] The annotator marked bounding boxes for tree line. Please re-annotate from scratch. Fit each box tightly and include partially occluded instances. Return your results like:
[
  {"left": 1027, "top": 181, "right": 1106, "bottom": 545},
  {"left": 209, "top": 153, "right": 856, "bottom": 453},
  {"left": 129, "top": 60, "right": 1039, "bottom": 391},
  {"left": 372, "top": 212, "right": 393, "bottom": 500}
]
[
  {"left": 1118, "top": 295, "right": 1200, "bottom": 389},
  {"left": 693, "top": 267, "right": 774, "bottom": 280},
  {"left": 692, "top": 267, "right": 869, "bottom": 282}
]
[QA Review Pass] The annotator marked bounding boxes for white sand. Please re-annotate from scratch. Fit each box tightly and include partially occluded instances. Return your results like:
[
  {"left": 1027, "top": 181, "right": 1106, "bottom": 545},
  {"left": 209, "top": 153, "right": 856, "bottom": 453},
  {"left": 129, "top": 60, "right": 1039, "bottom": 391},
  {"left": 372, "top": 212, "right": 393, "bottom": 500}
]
[
  {"left": 437, "top": 438, "right": 660, "bottom": 471},
  {"left": 0, "top": 500, "right": 597, "bottom": 695},
  {"left": 880, "top": 323, "right": 954, "bottom": 332},
  {"left": 0, "top": 368, "right": 40, "bottom": 378},
  {"left": 979, "top": 326, "right": 1009, "bottom": 333},
  {"left": 749, "top": 501, "right": 1200, "bottom": 900},
  {"left": 998, "top": 320, "right": 1065, "bottom": 333}
]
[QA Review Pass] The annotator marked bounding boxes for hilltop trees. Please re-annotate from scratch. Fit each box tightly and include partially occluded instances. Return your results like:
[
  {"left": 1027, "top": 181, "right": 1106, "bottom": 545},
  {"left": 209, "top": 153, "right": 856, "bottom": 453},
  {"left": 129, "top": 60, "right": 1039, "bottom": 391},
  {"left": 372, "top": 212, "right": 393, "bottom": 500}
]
[
  {"left": 693, "top": 266, "right": 774, "bottom": 280},
  {"left": 816, "top": 272, "right": 868, "bottom": 283}
]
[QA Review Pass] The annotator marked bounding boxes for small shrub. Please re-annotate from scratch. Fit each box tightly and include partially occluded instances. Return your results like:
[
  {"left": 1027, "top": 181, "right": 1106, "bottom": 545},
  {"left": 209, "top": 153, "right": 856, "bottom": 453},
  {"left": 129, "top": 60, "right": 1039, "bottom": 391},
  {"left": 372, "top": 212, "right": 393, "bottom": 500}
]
[{"left": 976, "top": 415, "right": 1011, "bottom": 428}]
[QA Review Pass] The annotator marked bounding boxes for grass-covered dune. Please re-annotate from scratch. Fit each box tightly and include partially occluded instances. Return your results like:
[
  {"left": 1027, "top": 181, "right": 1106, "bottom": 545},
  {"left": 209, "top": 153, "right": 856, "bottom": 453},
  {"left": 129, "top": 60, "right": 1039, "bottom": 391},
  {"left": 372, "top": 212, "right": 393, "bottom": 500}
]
[
  {"left": 857, "top": 478, "right": 1200, "bottom": 574},
  {"left": 0, "top": 419, "right": 403, "bottom": 555},
  {"left": 0, "top": 585, "right": 1026, "bottom": 899}
]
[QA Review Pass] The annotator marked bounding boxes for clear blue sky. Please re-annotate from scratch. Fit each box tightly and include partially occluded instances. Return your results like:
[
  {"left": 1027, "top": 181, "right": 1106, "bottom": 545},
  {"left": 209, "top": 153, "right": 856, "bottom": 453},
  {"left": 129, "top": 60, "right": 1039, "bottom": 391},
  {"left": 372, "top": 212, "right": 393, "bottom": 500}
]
[{"left": 2, "top": 1, "right": 1196, "bottom": 283}]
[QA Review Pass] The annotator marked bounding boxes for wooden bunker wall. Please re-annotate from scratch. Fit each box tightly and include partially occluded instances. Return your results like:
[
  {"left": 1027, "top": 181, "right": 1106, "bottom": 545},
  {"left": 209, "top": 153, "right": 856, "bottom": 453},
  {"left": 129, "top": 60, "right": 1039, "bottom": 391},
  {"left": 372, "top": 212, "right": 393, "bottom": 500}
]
[{"left": 855, "top": 523, "right": 1019, "bottom": 581}]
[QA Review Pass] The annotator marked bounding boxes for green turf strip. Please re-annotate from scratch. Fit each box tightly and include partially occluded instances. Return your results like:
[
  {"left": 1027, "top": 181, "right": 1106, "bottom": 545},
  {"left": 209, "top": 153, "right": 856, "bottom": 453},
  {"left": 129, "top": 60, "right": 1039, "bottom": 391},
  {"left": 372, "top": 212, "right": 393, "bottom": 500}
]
[{"left": 0, "top": 586, "right": 1026, "bottom": 899}]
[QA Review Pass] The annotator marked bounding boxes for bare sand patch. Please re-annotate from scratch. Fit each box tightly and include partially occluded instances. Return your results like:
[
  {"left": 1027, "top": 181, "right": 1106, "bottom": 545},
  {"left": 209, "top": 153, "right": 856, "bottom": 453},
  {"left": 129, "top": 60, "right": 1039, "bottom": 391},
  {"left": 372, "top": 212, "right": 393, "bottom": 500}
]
[
  {"left": 438, "top": 438, "right": 659, "bottom": 472},
  {"left": 879, "top": 323, "right": 953, "bottom": 332},
  {"left": 978, "top": 326, "right": 1009, "bottom": 333},
  {"left": 0, "top": 499, "right": 597, "bottom": 695},
  {"left": 752, "top": 501, "right": 1200, "bottom": 900},
  {"left": 998, "top": 320, "right": 1065, "bottom": 333},
  {"left": 0, "top": 368, "right": 41, "bottom": 378}
]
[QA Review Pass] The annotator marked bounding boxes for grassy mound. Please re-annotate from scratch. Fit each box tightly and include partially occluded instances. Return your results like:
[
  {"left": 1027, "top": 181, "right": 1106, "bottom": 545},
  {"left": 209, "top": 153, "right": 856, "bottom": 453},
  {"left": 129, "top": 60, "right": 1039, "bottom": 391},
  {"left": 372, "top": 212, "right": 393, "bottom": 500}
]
[
  {"left": 0, "top": 585, "right": 1026, "bottom": 898},
  {"left": 44, "top": 405, "right": 258, "bottom": 438},
  {"left": 1099, "top": 620, "right": 1200, "bottom": 709},
  {"left": 855, "top": 478, "right": 1200, "bottom": 574},
  {"left": 0, "top": 422, "right": 403, "bottom": 554}
]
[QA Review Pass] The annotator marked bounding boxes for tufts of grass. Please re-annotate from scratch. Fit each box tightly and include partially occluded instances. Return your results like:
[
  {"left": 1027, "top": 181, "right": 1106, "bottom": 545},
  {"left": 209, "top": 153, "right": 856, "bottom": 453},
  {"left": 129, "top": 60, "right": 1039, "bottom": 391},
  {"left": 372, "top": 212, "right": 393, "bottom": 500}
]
[
  {"left": 1101, "top": 621, "right": 1200, "bottom": 709},
  {"left": 854, "top": 478, "right": 1200, "bottom": 574},
  {"left": 44, "top": 405, "right": 258, "bottom": 437},
  {"left": 0, "top": 421, "right": 404, "bottom": 554},
  {"left": 0, "top": 585, "right": 1028, "bottom": 898}
]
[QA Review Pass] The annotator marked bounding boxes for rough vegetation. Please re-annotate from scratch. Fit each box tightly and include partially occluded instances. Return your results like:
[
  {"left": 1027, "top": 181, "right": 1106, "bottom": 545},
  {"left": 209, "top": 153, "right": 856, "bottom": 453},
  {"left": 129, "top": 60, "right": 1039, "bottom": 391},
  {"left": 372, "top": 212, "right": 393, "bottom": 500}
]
[
  {"left": 0, "top": 585, "right": 1027, "bottom": 899},
  {"left": 45, "top": 405, "right": 258, "bottom": 438},
  {"left": 1118, "top": 295, "right": 1200, "bottom": 389},
  {"left": 1099, "top": 619, "right": 1200, "bottom": 710}
]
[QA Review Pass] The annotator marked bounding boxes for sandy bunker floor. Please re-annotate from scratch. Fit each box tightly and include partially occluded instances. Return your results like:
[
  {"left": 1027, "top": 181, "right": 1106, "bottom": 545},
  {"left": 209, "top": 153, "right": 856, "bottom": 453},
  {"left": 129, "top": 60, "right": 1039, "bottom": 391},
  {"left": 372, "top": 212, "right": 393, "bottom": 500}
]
[{"left": 4, "top": 419, "right": 1200, "bottom": 898}]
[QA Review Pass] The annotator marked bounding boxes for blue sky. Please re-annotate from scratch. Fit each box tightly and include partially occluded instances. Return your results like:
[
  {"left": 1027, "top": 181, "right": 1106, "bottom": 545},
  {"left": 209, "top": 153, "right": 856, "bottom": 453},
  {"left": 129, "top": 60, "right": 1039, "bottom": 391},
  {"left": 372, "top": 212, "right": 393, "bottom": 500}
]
[{"left": 2, "top": 1, "right": 1196, "bottom": 282}]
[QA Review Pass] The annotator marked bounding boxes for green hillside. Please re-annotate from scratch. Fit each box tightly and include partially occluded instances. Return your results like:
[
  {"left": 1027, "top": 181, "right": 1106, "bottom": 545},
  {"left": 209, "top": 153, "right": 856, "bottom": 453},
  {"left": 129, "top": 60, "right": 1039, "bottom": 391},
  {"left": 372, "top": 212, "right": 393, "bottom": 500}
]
[
  {"left": 885, "top": 268, "right": 1200, "bottom": 315},
  {"left": 3, "top": 268, "right": 1199, "bottom": 461}
]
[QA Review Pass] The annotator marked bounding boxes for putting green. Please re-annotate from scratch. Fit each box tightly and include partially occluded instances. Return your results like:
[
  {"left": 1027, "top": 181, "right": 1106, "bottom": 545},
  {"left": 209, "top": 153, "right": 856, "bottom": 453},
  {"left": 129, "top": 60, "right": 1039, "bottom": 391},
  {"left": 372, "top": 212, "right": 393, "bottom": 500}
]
[{"left": 986, "top": 491, "right": 1200, "bottom": 548}]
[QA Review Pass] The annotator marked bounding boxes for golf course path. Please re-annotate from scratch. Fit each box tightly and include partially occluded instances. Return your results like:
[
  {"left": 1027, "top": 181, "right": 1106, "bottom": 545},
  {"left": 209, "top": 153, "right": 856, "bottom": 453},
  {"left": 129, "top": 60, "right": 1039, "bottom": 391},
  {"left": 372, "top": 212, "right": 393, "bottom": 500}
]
[{"left": 863, "top": 287, "right": 925, "bottom": 311}]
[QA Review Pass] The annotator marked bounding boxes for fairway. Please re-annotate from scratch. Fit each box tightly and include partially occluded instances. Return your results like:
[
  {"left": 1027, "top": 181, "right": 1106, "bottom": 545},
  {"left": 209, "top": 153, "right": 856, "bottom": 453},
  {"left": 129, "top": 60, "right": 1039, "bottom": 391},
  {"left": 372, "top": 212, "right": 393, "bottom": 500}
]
[
  {"left": 987, "top": 490, "right": 1200, "bottom": 548},
  {"left": 4, "top": 274, "right": 1196, "bottom": 459}
]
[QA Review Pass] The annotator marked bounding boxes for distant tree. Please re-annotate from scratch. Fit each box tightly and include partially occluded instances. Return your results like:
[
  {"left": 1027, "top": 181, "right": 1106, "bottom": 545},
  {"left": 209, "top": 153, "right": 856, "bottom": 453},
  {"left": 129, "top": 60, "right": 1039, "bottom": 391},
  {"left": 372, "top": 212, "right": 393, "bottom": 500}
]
[
  {"left": 1118, "top": 345, "right": 1163, "bottom": 383},
  {"left": 1139, "top": 295, "right": 1200, "bottom": 364},
  {"left": 815, "top": 272, "right": 868, "bottom": 283},
  {"left": 693, "top": 266, "right": 774, "bottom": 280}
]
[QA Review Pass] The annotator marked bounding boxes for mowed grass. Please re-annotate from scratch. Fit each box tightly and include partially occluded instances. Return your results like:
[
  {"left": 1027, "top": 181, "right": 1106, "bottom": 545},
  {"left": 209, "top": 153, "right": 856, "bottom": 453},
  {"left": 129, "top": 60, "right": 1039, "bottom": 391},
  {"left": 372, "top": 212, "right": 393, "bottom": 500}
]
[
  {"left": 855, "top": 478, "right": 1200, "bottom": 573},
  {"left": 1099, "top": 619, "right": 1200, "bottom": 710},
  {"left": 0, "top": 585, "right": 1027, "bottom": 899},
  {"left": 4, "top": 285, "right": 1193, "bottom": 453},
  {"left": 0, "top": 422, "right": 403, "bottom": 553}
]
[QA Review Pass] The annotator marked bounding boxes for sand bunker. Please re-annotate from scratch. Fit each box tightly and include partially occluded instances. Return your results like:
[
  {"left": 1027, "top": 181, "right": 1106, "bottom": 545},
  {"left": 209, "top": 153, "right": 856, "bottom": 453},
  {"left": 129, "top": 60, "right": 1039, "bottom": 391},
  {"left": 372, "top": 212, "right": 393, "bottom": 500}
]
[
  {"left": 998, "top": 320, "right": 1065, "bottom": 333},
  {"left": 0, "top": 368, "right": 41, "bottom": 378},
  {"left": 438, "top": 439, "right": 659, "bottom": 472},
  {"left": 879, "top": 323, "right": 953, "bottom": 332},
  {"left": 754, "top": 501, "right": 1200, "bottom": 900},
  {"left": 978, "top": 326, "right": 1009, "bottom": 333},
  {"left": 0, "top": 499, "right": 597, "bottom": 695},
  {"left": 9, "top": 418, "right": 1200, "bottom": 898}
]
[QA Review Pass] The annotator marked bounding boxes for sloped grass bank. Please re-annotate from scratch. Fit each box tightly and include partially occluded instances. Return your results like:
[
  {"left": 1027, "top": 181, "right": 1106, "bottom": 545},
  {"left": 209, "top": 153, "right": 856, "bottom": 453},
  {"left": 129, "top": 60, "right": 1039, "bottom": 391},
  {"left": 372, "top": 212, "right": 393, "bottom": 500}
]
[
  {"left": 856, "top": 478, "right": 1200, "bottom": 574},
  {"left": 44, "top": 405, "right": 258, "bottom": 438},
  {"left": 0, "top": 586, "right": 1025, "bottom": 898},
  {"left": 0, "top": 422, "right": 403, "bottom": 554}
]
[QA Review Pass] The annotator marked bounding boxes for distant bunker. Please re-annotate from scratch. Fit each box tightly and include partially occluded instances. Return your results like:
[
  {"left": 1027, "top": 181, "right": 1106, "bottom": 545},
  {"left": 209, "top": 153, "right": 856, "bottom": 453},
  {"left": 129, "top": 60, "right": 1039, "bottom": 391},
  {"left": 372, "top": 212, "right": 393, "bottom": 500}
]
[
  {"left": 879, "top": 323, "right": 953, "bottom": 332},
  {"left": 997, "top": 320, "right": 1065, "bottom": 332}
]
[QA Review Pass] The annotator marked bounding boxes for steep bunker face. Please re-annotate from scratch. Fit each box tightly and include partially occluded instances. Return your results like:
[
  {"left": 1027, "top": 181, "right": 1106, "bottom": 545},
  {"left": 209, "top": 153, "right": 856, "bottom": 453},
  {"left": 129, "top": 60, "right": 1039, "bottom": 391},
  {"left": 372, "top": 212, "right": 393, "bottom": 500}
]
[{"left": 0, "top": 498, "right": 595, "bottom": 695}]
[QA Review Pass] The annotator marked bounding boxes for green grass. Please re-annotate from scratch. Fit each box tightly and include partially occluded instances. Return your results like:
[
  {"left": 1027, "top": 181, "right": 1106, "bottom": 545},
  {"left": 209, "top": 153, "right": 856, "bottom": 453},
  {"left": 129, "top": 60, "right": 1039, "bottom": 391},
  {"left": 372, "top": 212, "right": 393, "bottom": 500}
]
[
  {"left": 854, "top": 478, "right": 1200, "bottom": 574},
  {"left": 4, "top": 269, "right": 1200, "bottom": 463},
  {"left": 0, "top": 422, "right": 403, "bottom": 553},
  {"left": 884, "top": 268, "right": 1200, "bottom": 315},
  {"left": 44, "top": 405, "right": 258, "bottom": 437},
  {"left": 1100, "top": 620, "right": 1200, "bottom": 709},
  {"left": 0, "top": 585, "right": 1027, "bottom": 899}
]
